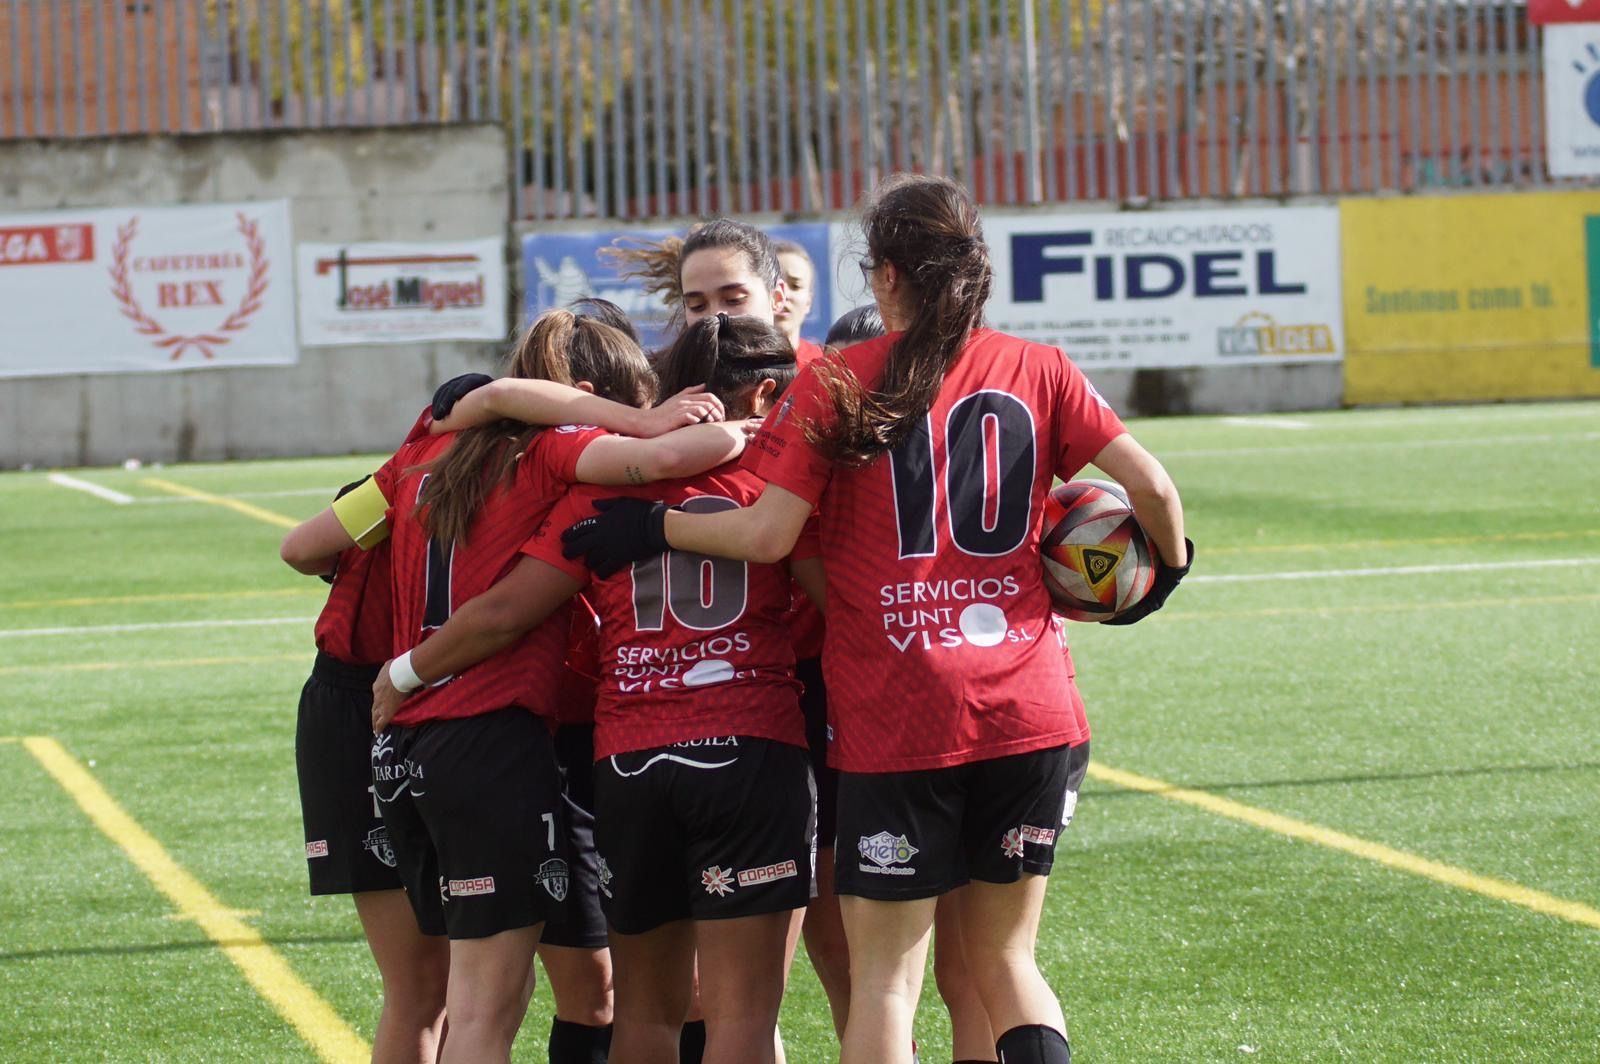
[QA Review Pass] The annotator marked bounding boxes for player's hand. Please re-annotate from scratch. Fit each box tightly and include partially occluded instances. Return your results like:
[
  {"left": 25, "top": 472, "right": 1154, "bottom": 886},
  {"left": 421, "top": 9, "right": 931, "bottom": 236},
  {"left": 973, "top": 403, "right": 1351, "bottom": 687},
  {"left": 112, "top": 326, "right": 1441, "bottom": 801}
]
[
  {"left": 638, "top": 386, "right": 725, "bottom": 437},
  {"left": 739, "top": 416, "right": 764, "bottom": 438},
  {"left": 371, "top": 663, "right": 405, "bottom": 734},
  {"left": 561, "top": 497, "right": 672, "bottom": 577},
  {"left": 1103, "top": 538, "right": 1194, "bottom": 627},
  {"left": 430, "top": 373, "right": 494, "bottom": 423}
]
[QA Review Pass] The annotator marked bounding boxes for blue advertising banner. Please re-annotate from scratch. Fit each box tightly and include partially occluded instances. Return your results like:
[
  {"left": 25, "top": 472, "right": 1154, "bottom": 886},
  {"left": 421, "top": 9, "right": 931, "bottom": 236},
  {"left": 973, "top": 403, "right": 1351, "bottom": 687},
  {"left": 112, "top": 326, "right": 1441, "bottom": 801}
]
[{"left": 522, "top": 223, "right": 833, "bottom": 350}]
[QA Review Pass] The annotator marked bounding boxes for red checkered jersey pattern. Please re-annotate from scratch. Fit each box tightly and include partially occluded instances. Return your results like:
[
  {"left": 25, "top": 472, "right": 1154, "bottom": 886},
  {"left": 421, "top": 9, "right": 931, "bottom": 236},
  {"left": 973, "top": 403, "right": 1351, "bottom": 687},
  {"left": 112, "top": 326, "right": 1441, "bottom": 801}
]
[
  {"left": 552, "top": 595, "right": 603, "bottom": 726},
  {"left": 746, "top": 329, "right": 1124, "bottom": 772},
  {"left": 313, "top": 545, "right": 395, "bottom": 666},
  {"left": 524, "top": 464, "right": 806, "bottom": 759},
  {"left": 312, "top": 408, "right": 434, "bottom": 666},
  {"left": 374, "top": 424, "right": 608, "bottom": 727}
]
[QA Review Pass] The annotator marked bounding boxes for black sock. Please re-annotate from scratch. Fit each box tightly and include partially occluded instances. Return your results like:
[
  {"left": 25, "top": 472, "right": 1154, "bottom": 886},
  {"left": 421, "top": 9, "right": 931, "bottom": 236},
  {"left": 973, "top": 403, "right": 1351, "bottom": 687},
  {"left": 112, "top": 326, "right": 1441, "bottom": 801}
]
[
  {"left": 678, "top": 1019, "right": 707, "bottom": 1064},
  {"left": 548, "top": 1017, "right": 613, "bottom": 1064},
  {"left": 995, "top": 1024, "right": 1071, "bottom": 1064}
]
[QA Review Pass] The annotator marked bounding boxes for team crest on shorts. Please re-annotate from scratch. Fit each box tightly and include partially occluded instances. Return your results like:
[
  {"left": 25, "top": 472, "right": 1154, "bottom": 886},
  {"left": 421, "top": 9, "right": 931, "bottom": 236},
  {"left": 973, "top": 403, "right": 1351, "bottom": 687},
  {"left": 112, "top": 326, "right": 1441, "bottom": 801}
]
[
  {"left": 857, "top": 832, "right": 919, "bottom": 876},
  {"left": 363, "top": 826, "right": 397, "bottom": 868},
  {"left": 536, "top": 858, "right": 570, "bottom": 902},
  {"left": 701, "top": 865, "right": 736, "bottom": 897},
  {"left": 596, "top": 856, "right": 614, "bottom": 898}
]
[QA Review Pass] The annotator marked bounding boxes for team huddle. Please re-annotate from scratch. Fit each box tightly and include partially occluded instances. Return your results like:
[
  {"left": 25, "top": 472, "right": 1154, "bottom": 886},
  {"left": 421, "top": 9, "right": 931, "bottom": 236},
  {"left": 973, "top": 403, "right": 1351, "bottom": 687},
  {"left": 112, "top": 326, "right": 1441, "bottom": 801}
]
[{"left": 280, "top": 175, "right": 1192, "bottom": 1064}]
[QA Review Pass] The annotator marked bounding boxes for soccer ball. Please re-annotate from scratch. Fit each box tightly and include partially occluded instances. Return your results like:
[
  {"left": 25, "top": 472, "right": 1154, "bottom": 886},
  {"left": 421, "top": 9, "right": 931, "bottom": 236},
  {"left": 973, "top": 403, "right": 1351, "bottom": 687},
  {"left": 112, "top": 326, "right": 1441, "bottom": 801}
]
[{"left": 1040, "top": 479, "right": 1157, "bottom": 622}]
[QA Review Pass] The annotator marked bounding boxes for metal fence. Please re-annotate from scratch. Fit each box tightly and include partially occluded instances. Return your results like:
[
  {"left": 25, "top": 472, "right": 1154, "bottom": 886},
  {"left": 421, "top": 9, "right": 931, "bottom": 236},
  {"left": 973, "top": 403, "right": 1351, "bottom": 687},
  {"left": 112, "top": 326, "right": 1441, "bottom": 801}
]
[{"left": 0, "top": 1, "right": 1562, "bottom": 219}]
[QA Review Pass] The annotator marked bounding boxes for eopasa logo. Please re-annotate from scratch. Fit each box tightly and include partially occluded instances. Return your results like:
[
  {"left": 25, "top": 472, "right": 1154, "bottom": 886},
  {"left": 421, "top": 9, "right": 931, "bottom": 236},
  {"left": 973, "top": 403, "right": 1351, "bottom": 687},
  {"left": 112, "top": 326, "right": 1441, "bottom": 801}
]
[
  {"left": 857, "top": 831, "right": 919, "bottom": 872},
  {"left": 1216, "top": 312, "right": 1336, "bottom": 357},
  {"left": 701, "top": 865, "right": 736, "bottom": 897}
]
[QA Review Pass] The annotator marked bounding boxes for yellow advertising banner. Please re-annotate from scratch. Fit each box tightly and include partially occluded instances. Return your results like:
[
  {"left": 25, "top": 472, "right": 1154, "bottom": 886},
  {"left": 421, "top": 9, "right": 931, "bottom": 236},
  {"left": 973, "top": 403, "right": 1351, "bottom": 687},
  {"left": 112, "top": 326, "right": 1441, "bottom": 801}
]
[{"left": 1341, "top": 190, "right": 1600, "bottom": 403}]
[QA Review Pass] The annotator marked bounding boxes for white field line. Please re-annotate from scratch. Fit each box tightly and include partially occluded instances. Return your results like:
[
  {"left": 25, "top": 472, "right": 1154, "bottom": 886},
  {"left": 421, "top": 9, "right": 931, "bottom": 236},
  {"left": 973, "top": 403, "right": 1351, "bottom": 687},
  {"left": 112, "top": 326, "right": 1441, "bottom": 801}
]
[
  {"left": 0, "top": 617, "right": 315, "bottom": 639},
  {"left": 1190, "top": 557, "right": 1600, "bottom": 585},
  {"left": 1221, "top": 416, "right": 1313, "bottom": 430},
  {"left": 134, "top": 487, "right": 338, "bottom": 504},
  {"left": 47, "top": 473, "right": 133, "bottom": 505},
  {"left": 1162, "top": 430, "right": 1600, "bottom": 459},
  {"left": 1176, "top": 430, "right": 1600, "bottom": 458}
]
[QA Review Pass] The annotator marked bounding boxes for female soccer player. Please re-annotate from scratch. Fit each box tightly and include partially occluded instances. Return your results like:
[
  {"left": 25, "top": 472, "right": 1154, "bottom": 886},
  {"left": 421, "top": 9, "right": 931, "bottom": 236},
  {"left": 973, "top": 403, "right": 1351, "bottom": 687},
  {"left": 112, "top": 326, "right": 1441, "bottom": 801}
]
[
  {"left": 293, "top": 445, "right": 449, "bottom": 1064},
  {"left": 605, "top": 219, "right": 827, "bottom": 366},
  {"left": 771, "top": 238, "right": 817, "bottom": 351},
  {"left": 280, "top": 309, "right": 752, "bottom": 1064},
  {"left": 562, "top": 174, "right": 1192, "bottom": 1064},
  {"left": 370, "top": 315, "right": 812, "bottom": 1064}
]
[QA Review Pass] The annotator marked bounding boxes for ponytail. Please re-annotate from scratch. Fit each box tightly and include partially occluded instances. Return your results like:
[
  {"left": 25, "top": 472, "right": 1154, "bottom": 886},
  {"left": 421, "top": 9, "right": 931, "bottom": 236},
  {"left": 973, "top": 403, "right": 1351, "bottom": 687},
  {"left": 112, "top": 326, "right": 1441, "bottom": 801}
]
[
  {"left": 415, "top": 309, "right": 654, "bottom": 544},
  {"left": 809, "top": 175, "right": 990, "bottom": 466},
  {"left": 656, "top": 313, "right": 797, "bottom": 418}
]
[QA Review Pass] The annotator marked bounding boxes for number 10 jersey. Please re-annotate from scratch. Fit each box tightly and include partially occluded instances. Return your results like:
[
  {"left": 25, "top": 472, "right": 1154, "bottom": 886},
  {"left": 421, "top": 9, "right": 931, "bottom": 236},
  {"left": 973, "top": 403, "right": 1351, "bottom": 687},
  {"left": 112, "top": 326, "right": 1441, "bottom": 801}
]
[{"left": 746, "top": 329, "right": 1124, "bottom": 774}]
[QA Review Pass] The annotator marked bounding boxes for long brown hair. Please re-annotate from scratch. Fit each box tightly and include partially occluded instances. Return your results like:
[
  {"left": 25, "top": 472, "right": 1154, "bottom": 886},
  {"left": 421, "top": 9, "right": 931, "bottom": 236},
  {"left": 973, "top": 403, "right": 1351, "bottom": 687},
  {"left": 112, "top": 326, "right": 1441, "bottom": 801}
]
[
  {"left": 415, "top": 308, "right": 655, "bottom": 544},
  {"left": 601, "top": 219, "right": 781, "bottom": 332},
  {"left": 655, "top": 313, "right": 797, "bottom": 419},
  {"left": 809, "top": 174, "right": 990, "bottom": 466}
]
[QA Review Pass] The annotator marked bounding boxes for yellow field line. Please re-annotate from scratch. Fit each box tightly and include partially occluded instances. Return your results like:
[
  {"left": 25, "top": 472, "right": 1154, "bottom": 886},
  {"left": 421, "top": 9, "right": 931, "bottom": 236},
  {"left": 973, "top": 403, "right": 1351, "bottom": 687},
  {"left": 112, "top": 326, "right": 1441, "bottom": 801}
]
[
  {"left": 0, "top": 588, "right": 320, "bottom": 611},
  {"left": 0, "top": 653, "right": 306, "bottom": 677},
  {"left": 1088, "top": 762, "right": 1600, "bottom": 930},
  {"left": 1209, "top": 528, "right": 1600, "bottom": 556},
  {"left": 1170, "top": 592, "right": 1600, "bottom": 622},
  {"left": 140, "top": 478, "right": 299, "bottom": 529},
  {"left": 18, "top": 737, "right": 368, "bottom": 1063}
]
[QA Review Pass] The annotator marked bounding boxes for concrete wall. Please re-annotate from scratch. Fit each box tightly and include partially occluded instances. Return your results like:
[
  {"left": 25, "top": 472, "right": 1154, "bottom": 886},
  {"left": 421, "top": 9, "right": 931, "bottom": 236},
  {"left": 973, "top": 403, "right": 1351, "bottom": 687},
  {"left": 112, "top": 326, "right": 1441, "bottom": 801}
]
[{"left": 0, "top": 124, "right": 509, "bottom": 468}]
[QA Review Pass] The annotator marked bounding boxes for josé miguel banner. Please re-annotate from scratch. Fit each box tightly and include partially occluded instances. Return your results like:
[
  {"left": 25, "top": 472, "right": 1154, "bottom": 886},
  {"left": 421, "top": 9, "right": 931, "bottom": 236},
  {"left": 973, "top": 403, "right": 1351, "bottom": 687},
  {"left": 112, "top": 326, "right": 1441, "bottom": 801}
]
[
  {"left": 1529, "top": 0, "right": 1600, "bottom": 24},
  {"left": 296, "top": 238, "right": 508, "bottom": 345},
  {"left": 0, "top": 201, "right": 295, "bottom": 378}
]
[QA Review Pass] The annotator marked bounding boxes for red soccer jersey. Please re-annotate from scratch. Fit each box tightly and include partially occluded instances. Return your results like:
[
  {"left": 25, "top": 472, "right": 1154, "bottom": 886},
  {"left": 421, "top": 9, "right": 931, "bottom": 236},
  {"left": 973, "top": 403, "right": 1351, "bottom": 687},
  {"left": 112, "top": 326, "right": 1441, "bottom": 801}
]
[
  {"left": 551, "top": 595, "right": 603, "bottom": 726},
  {"left": 313, "top": 545, "right": 395, "bottom": 666},
  {"left": 795, "top": 337, "right": 826, "bottom": 368},
  {"left": 524, "top": 464, "right": 806, "bottom": 760},
  {"left": 374, "top": 424, "right": 608, "bottom": 727},
  {"left": 746, "top": 328, "right": 1125, "bottom": 772},
  {"left": 312, "top": 409, "right": 435, "bottom": 667}
]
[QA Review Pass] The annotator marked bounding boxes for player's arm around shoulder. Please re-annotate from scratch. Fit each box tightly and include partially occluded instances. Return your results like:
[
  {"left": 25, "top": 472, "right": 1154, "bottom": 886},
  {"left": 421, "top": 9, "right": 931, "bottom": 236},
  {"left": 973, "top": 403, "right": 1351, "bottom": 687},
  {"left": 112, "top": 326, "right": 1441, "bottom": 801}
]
[{"left": 572, "top": 419, "right": 758, "bottom": 486}]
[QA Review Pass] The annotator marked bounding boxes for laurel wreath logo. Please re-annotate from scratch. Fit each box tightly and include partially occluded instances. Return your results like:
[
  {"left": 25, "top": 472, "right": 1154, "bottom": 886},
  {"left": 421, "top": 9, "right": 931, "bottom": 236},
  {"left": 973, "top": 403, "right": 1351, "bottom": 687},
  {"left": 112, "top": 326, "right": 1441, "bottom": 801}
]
[{"left": 109, "top": 212, "right": 271, "bottom": 361}]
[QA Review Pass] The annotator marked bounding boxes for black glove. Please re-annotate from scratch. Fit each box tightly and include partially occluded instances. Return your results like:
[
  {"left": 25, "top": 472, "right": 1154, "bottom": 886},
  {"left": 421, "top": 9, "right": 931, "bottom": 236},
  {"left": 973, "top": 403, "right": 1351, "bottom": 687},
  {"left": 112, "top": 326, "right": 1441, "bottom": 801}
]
[
  {"left": 1103, "top": 538, "right": 1194, "bottom": 626},
  {"left": 431, "top": 372, "right": 494, "bottom": 421},
  {"left": 561, "top": 497, "right": 672, "bottom": 577}
]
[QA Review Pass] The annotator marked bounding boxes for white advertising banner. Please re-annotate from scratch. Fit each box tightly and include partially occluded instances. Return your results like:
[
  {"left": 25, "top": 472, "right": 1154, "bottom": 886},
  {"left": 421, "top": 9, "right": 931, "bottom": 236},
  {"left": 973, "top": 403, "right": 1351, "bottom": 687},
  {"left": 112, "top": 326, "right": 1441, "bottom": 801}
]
[
  {"left": 966, "top": 205, "right": 1343, "bottom": 369},
  {"left": 0, "top": 201, "right": 295, "bottom": 378},
  {"left": 297, "top": 238, "right": 507, "bottom": 345},
  {"left": 1543, "top": 24, "right": 1600, "bottom": 178}
]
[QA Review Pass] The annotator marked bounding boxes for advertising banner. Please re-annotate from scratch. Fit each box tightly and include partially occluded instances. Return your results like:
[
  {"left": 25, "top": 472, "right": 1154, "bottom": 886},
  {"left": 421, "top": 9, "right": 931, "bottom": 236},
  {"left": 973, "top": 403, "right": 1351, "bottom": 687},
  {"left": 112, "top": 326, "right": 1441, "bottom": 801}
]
[
  {"left": 522, "top": 222, "right": 834, "bottom": 349},
  {"left": 0, "top": 201, "right": 295, "bottom": 378},
  {"left": 1341, "top": 191, "right": 1600, "bottom": 403},
  {"left": 296, "top": 238, "right": 507, "bottom": 345},
  {"left": 978, "top": 205, "right": 1344, "bottom": 369},
  {"left": 1529, "top": 0, "right": 1600, "bottom": 24},
  {"left": 1543, "top": 24, "right": 1600, "bottom": 178}
]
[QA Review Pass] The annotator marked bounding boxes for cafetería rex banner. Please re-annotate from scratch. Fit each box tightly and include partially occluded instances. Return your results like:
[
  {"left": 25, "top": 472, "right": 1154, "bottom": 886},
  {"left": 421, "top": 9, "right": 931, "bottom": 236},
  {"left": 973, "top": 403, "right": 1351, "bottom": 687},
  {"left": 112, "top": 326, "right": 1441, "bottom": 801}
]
[
  {"left": 296, "top": 238, "right": 508, "bottom": 345},
  {"left": 0, "top": 201, "right": 295, "bottom": 378},
  {"left": 979, "top": 205, "right": 1344, "bottom": 369},
  {"left": 1341, "top": 191, "right": 1600, "bottom": 403}
]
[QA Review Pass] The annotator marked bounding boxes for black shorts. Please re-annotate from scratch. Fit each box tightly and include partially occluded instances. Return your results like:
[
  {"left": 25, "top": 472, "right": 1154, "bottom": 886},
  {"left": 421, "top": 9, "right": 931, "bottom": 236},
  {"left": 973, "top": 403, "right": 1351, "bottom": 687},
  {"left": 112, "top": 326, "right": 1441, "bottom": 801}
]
[
  {"left": 541, "top": 724, "right": 607, "bottom": 950},
  {"left": 594, "top": 737, "right": 815, "bottom": 935},
  {"left": 834, "top": 741, "right": 1086, "bottom": 901},
  {"left": 373, "top": 706, "right": 569, "bottom": 940},
  {"left": 796, "top": 656, "right": 839, "bottom": 850},
  {"left": 295, "top": 652, "right": 401, "bottom": 896}
]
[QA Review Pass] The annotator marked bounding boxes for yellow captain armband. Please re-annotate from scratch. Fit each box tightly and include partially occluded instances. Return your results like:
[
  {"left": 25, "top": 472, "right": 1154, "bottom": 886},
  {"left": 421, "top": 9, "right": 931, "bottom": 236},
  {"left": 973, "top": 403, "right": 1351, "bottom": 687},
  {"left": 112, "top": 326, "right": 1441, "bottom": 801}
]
[{"left": 331, "top": 476, "right": 392, "bottom": 549}]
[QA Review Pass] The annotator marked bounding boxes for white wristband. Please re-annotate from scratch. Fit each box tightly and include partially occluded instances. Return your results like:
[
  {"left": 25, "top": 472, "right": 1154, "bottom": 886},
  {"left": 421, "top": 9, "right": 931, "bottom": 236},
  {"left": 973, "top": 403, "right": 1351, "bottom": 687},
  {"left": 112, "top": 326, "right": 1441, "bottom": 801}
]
[{"left": 389, "top": 650, "right": 424, "bottom": 693}]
